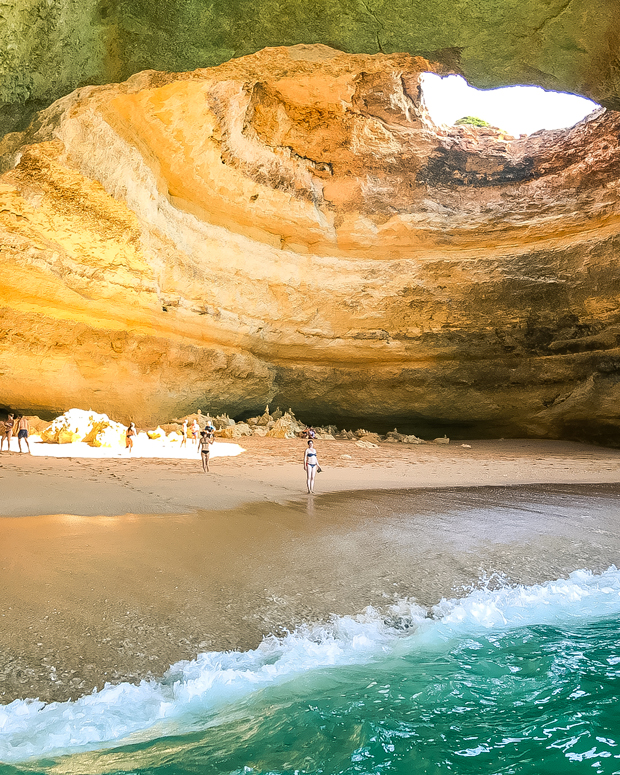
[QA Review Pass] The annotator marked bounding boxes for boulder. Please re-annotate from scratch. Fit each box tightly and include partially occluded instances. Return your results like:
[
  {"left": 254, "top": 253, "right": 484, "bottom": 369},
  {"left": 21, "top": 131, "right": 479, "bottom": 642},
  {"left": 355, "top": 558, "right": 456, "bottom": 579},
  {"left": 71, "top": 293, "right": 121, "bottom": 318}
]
[
  {"left": 402, "top": 434, "right": 425, "bottom": 444},
  {"left": 82, "top": 419, "right": 127, "bottom": 448},
  {"left": 56, "top": 428, "right": 82, "bottom": 444},
  {"left": 266, "top": 415, "right": 297, "bottom": 438},
  {"left": 213, "top": 415, "right": 235, "bottom": 430},
  {"left": 219, "top": 422, "right": 252, "bottom": 438},
  {"left": 40, "top": 409, "right": 112, "bottom": 444},
  {"left": 358, "top": 432, "right": 382, "bottom": 445},
  {"left": 160, "top": 423, "right": 182, "bottom": 434}
]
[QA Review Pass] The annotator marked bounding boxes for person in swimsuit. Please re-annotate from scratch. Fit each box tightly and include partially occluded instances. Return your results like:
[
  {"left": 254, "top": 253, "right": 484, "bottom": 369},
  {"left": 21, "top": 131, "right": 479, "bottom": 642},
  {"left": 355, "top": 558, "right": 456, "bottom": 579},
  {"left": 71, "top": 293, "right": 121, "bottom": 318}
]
[
  {"left": 198, "top": 430, "right": 211, "bottom": 473},
  {"left": 0, "top": 413, "right": 15, "bottom": 452},
  {"left": 303, "top": 439, "right": 319, "bottom": 494},
  {"left": 126, "top": 422, "right": 136, "bottom": 453},
  {"left": 191, "top": 419, "right": 200, "bottom": 441},
  {"left": 180, "top": 419, "right": 188, "bottom": 448},
  {"left": 16, "top": 415, "right": 30, "bottom": 453}
]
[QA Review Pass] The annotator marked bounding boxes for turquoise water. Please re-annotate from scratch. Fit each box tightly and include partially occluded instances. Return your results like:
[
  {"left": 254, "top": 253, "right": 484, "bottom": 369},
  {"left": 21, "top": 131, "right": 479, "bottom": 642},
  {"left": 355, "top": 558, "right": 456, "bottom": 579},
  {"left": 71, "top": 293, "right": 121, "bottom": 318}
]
[{"left": 2, "top": 569, "right": 620, "bottom": 774}]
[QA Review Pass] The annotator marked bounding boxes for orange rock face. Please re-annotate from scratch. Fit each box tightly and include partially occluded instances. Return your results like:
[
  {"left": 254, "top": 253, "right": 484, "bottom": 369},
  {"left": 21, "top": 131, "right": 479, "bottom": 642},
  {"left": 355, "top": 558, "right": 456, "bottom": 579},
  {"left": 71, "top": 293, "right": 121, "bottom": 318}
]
[{"left": 1, "top": 45, "right": 619, "bottom": 440}]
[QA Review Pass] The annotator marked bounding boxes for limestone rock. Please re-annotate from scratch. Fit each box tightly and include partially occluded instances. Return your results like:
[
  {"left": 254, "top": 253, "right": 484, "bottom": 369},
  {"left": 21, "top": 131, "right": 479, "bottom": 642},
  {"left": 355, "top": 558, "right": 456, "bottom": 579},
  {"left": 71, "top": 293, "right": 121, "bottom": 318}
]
[
  {"left": 1, "top": 47, "right": 620, "bottom": 443},
  {"left": 40, "top": 408, "right": 122, "bottom": 445},
  {"left": 402, "top": 434, "right": 425, "bottom": 445},
  {"left": 160, "top": 423, "right": 181, "bottom": 434},
  {"left": 82, "top": 419, "right": 126, "bottom": 448},
  {"left": 213, "top": 416, "right": 236, "bottom": 431},
  {"left": 219, "top": 422, "right": 252, "bottom": 438},
  {"left": 266, "top": 414, "right": 298, "bottom": 438},
  {"left": 432, "top": 437, "right": 450, "bottom": 445},
  {"left": 2, "top": 0, "right": 619, "bottom": 138},
  {"left": 358, "top": 433, "right": 382, "bottom": 445}
]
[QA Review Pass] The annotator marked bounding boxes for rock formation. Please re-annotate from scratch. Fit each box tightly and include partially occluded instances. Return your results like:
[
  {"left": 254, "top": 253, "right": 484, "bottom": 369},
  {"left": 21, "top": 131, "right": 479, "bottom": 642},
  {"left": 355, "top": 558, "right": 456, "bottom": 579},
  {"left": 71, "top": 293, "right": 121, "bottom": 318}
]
[
  {"left": 1, "top": 45, "right": 619, "bottom": 442},
  {"left": 1, "top": 0, "right": 619, "bottom": 137}
]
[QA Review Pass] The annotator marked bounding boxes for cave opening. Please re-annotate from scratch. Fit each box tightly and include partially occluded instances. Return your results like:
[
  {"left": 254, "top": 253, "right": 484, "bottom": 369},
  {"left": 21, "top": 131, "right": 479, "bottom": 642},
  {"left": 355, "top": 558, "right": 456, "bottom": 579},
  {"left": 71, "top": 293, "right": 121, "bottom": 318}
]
[{"left": 420, "top": 73, "right": 600, "bottom": 137}]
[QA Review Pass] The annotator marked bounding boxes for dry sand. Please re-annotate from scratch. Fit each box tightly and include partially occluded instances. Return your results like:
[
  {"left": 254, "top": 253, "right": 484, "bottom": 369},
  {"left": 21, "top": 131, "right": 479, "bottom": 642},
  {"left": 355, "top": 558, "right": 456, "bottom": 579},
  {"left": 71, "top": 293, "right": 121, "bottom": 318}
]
[
  {"left": 1, "top": 437, "right": 620, "bottom": 516},
  {"left": 1, "top": 437, "right": 620, "bottom": 705}
]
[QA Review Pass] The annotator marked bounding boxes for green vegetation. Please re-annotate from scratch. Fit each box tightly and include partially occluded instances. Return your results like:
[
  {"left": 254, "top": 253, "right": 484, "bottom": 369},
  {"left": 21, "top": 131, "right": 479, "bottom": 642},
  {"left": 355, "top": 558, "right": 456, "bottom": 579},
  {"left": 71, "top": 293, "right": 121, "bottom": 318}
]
[{"left": 454, "top": 116, "right": 491, "bottom": 127}]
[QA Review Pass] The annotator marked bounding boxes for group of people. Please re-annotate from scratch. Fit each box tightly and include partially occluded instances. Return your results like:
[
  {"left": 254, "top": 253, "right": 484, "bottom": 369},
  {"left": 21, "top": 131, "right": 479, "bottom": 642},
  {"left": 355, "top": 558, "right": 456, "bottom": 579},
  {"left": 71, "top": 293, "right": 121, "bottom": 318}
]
[
  {"left": 0, "top": 414, "right": 30, "bottom": 453},
  {"left": 125, "top": 418, "right": 215, "bottom": 472},
  {"left": 3, "top": 411, "right": 320, "bottom": 490},
  {"left": 125, "top": 415, "right": 321, "bottom": 490}
]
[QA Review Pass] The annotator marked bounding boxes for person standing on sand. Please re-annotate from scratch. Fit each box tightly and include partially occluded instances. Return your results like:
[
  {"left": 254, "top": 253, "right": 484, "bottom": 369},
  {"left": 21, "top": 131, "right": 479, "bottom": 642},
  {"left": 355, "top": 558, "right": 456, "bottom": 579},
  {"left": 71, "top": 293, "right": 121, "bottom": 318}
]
[
  {"left": 198, "top": 429, "right": 211, "bottom": 473},
  {"left": 180, "top": 419, "right": 188, "bottom": 448},
  {"left": 16, "top": 415, "right": 30, "bottom": 453},
  {"left": 126, "top": 422, "right": 136, "bottom": 453},
  {"left": 0, "top": 413, "right": 14, "bottom": 452},
  {"left": 304, "top": 439, "right": 319, "bottom": 494},
  {"left": 191, "top": 419, "right": 200, "bottom": 441}
]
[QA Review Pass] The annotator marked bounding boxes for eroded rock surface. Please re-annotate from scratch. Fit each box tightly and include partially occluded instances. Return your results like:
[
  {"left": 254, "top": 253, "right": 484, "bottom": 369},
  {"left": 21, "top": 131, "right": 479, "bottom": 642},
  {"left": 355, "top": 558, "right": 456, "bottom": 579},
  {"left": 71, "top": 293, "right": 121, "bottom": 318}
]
[
  {"left": 1, "top": 46, "right": 619, "bottom": 441},
  {"left": 1, "top": 0, "right": 620, "bottom": 137}
]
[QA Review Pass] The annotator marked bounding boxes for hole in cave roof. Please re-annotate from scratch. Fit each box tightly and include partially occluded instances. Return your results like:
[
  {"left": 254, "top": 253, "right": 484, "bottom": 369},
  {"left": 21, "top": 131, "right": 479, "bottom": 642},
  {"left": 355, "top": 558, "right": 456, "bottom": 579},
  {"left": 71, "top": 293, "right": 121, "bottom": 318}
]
[{"left": 420, "top": 73, "right": 600, "bottom": 137}]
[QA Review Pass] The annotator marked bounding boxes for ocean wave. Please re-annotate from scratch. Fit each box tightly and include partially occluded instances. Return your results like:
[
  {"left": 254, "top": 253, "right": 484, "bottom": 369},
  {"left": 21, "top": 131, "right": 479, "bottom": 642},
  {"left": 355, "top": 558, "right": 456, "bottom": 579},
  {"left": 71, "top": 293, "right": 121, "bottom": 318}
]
[{"left": 2, "top": 566, "right": 620, "bottom": 764}]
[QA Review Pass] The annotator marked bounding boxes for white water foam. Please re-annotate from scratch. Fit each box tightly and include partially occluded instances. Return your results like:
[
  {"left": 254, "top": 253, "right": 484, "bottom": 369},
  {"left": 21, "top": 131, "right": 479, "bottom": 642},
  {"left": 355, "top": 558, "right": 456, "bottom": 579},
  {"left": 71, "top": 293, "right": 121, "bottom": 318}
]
[{"left": 2, "top": 567, "right": 620, "bottom": 764}]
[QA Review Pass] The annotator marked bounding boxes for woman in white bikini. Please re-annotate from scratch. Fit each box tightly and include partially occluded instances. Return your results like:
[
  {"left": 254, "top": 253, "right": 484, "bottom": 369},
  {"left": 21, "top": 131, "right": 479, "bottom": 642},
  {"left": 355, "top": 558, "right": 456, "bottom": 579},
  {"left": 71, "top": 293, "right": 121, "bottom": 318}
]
[{"left": 303, "top": 439, "right": 319, "bottom": 494}]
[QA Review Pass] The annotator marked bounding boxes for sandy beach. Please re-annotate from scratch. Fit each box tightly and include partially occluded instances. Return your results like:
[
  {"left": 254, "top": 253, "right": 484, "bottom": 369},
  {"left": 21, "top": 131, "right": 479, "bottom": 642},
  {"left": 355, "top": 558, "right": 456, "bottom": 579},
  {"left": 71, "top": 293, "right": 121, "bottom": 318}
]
[
  {"left": 1, "top": 438, "right": 620, "bottom": 706},
  {"left": 2, "top": 437, "right": 620, "bottom": 516}
]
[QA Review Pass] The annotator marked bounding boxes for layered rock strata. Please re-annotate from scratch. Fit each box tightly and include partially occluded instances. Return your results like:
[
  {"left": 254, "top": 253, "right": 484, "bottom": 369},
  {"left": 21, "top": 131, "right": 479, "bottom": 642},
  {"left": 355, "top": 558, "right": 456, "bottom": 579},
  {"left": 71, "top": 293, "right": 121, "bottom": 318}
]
[
  {"left": 1, "top": 0, "right": 620, "bottom": 137},
  {"left": 1, "top": 45, "right": 619, "bottom": 441}
]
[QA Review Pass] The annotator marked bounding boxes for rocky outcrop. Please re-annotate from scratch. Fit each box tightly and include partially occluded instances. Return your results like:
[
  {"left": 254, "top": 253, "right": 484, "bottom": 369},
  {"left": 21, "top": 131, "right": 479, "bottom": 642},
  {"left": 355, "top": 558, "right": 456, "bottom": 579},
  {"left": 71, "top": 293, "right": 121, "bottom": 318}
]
[
  {"left": 1, "top": 0, "right": 620, "bottom": 137},
  {"left": 1, "top": 46, "right": 619, "bottom": 442}
]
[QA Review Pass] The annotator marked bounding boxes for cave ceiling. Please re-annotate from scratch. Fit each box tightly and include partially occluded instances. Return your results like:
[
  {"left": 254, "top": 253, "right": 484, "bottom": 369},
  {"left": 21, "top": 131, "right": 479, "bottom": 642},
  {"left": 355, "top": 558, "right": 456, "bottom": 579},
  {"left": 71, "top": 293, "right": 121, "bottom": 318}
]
[
  {"left": 1, "top": 4, "right": 620, "bottom": 442},
  {"left": 1, "top": 0, "right": 619, "bottom": 137}
]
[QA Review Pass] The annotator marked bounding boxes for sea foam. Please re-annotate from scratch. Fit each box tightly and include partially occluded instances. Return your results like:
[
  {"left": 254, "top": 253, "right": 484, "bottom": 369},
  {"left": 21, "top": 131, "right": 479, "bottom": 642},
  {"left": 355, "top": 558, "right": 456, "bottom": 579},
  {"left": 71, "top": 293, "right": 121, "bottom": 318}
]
[{"left": 2, "top": 567, "right": 620, "bottom": 764}]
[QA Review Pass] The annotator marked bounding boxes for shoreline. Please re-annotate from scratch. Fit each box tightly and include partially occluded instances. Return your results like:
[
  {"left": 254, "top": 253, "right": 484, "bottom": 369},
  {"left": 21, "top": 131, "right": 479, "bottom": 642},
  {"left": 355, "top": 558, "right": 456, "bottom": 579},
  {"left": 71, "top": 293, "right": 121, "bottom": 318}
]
[
  {"left": 2, "top": 438, "right": 620, "bottom": 706},
  {"left": 1, "top": 437, "right": 620, "bottom": 517},
  {"left": 1, "top": 479, "right": 620, "bottom": 705}
]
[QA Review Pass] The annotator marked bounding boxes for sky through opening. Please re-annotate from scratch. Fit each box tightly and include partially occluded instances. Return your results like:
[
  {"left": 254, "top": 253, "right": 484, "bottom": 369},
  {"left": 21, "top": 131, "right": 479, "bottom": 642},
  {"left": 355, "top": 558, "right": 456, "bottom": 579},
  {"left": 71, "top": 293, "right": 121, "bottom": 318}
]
[{"left": 421, "top": 73, "right": 600, "bottom": 136}]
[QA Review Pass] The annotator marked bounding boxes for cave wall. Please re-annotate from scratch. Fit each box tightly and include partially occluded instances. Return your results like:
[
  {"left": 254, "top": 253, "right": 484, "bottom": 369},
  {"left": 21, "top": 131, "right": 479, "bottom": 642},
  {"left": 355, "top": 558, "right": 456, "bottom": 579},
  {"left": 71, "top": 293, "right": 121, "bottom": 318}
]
[
  {"left": 1, "top": 46, "right": 619, "bottom": 441},
  {"left": 1, "top": 0, "right": 620, "bottom": 137}
]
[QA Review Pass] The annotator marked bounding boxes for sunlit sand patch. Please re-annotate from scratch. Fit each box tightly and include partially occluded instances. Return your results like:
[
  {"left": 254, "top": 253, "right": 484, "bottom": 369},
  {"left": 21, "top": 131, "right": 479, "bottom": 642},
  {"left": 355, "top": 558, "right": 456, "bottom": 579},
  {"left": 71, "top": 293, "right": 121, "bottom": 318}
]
[
  {"left": 4, "top": 408, "right": 245, "bottom": 460},
  {"left": 25, "top": 435, "right": 244, "bottom": 460}
]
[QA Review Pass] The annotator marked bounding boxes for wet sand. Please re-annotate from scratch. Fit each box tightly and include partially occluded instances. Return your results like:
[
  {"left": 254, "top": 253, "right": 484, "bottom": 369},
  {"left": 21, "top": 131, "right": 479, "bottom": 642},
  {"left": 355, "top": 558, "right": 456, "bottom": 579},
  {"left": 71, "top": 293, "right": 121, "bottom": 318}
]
[
  {"left": 1, "top": 439, "right": 620, "bottom": 704},
  {"left": 1, "top": 484, "right": 619, "bottom": 704}
]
